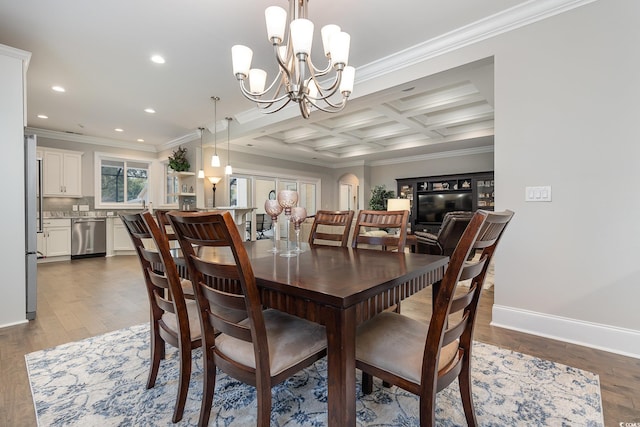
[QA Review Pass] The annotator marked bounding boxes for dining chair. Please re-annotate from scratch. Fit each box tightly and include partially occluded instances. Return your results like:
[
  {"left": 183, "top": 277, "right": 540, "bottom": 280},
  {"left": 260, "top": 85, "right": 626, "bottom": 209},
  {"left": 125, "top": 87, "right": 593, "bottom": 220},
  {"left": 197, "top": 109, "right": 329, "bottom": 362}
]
[
  {"left": 255, "top": 213, "right": 273, "bottom": 240},
  {"left": 356, "top": 209, "right": 514, "bottom": 427},
  {"left": 351, "top": 209, "right": 409, "bottom": 252},
  {"left": 308, "top": 209, "right": 354, "bottom": 247},
  {"left": 414, "top": 211, "right": 475, "bottom": 256},
  {"left": 154, "top": 209, "right": 193, "bottom": 296},
  {"left": 168, "top": 210, "right": 328, "bottom": 427},
  {"left": 119, "top": 211, "right": 202, "bottom": 423}
]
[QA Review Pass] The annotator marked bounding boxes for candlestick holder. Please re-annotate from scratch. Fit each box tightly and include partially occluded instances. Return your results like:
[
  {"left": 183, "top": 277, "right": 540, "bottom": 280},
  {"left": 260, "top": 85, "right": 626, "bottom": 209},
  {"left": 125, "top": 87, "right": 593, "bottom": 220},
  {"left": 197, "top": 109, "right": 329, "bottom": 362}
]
[
  {"left": 264, "top": 199, "right": 283, "bottom": 253},
  {"left": 291, "top": 206, "right": 307, "bottom": 253},
  {"left": 277, "top": 190, "right": 298, "bottom": 257}
]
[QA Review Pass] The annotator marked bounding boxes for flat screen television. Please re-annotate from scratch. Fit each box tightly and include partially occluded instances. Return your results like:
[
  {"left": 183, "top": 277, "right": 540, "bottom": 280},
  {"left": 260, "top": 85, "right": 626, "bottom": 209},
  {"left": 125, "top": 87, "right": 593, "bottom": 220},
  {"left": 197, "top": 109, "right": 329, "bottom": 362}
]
[{"left": 417, "top": 191, "right": 473, "bottom": 224}]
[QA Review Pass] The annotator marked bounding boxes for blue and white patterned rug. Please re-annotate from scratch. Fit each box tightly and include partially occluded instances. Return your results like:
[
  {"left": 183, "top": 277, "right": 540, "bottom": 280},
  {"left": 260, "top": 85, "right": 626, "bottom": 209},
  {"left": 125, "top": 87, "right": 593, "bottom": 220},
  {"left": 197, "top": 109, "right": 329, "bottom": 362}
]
[{"left": 25, "top": 323, "right": 603, "bottom": 426}]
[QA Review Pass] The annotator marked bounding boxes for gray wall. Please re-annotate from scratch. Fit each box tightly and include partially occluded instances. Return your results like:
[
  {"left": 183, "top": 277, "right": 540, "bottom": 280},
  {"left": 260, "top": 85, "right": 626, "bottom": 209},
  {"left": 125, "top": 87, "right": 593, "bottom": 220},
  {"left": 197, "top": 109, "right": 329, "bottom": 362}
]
[{"left": 364, "top": 0, "right": 638, "bottom": 357}]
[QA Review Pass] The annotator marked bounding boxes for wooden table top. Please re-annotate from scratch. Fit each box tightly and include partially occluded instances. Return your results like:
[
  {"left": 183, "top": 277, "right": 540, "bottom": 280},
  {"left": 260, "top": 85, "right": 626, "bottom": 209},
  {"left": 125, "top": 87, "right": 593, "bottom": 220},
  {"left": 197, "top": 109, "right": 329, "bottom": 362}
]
[{"left": 200, "top": 239, "right": 448, "bottom": 308}]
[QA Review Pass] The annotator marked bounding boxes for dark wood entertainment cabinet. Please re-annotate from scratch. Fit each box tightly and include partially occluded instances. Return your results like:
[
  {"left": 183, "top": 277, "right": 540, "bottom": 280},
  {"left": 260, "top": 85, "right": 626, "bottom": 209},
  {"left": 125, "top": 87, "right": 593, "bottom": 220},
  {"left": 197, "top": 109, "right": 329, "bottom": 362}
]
[{"left": 396, "top": 171, "right": 494, "bottom": 234}]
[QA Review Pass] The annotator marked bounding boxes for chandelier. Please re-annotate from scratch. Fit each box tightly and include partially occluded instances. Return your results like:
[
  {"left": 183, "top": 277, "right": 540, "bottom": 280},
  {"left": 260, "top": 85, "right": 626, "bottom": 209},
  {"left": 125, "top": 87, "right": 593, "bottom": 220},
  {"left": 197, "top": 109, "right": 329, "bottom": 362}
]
[{"left": 231, "top": 0, "right": 355, "bottom": 119}]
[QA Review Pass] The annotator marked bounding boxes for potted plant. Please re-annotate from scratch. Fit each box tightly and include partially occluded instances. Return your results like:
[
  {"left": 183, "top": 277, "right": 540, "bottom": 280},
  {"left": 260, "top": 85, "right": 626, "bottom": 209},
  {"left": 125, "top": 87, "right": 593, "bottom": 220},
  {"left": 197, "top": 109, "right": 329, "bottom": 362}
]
[
  {"left": 168, "top": 146, "right": 190, "bottom": 172},
  {"left": 368, "top": 185, "right": 395, "bottom": 210}
]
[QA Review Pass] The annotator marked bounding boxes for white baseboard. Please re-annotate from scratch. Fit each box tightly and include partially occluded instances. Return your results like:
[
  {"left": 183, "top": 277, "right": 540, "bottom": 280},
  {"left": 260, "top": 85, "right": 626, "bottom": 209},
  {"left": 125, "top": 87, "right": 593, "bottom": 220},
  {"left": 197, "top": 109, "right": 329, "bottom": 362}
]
[
  {"left": 491, "top": 304, "right": 640, "bottom": 359},
  {"left": 0, "top": 319, "right": 28, "bottom": 329}
]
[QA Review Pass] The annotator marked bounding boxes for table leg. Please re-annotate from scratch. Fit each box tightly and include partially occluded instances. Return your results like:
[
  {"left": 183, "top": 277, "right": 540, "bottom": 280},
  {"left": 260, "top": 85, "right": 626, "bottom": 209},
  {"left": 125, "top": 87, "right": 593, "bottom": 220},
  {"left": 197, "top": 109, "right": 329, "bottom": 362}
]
[{"left": 323, "top": 305, "right": 357, "bottom": 427}]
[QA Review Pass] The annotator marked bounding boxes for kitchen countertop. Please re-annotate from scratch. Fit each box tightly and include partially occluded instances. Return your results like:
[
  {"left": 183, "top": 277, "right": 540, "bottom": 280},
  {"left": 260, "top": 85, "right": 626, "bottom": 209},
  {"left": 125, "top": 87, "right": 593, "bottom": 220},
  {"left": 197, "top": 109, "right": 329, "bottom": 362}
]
[{"left": 43, "top": 212, "right": 110, "bottom": 219}]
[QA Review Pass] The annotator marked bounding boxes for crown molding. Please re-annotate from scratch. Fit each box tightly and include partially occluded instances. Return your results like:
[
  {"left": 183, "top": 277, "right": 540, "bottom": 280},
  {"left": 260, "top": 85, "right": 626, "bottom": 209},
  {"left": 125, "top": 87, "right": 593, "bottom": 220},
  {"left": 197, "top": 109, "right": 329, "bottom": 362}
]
[
  {"left": 369, "top": 146, "right": 494, "bottom": 167},
  {"left": 0, "top": 43, "right": 31, "bottom": 66},
  {"left": 155, "top": 130, "right": 201, "bottom": 152},
  {"left": 356, "top": 0, "right": 598, "bottom": 84},
  {"left": 26, "top": 127, "right": 158, "bottom": 152}
]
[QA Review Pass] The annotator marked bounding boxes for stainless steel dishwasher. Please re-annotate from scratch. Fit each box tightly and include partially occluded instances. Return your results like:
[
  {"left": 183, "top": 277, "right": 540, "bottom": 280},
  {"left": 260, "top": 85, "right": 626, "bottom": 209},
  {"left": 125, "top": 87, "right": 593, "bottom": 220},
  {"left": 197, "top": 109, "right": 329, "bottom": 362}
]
[{"left": 71, "top": 218, "right": 107, "bottom": 259}]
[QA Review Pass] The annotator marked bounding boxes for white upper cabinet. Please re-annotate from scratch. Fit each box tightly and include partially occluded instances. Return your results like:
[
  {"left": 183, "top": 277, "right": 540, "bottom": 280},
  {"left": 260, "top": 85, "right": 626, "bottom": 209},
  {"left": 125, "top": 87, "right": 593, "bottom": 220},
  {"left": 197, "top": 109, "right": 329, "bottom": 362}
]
[{"left": 42, "top": 149, "right": 82, "bottom": 197}]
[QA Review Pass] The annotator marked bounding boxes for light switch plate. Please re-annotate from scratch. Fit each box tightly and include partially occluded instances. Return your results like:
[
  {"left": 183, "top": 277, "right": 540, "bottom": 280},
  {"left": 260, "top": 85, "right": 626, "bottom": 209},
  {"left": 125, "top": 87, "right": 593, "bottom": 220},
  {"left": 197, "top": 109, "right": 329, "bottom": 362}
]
[{"left": 525, "top": 186, "right": 552, "bottom": 202}]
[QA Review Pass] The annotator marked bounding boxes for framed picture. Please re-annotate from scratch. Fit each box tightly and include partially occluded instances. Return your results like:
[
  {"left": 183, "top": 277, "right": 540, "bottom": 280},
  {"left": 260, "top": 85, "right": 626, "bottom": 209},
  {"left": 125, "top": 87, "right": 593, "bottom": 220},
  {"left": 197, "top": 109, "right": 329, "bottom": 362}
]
[{"left": 268, "top": 190, "right": 276, "bottom": 200}]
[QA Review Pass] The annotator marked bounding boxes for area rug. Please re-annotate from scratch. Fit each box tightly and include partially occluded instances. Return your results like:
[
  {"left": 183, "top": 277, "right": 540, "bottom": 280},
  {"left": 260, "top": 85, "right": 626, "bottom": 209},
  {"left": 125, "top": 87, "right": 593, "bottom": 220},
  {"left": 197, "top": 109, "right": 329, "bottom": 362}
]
[{"left": 25, "top": 324, "right": 603, "bottom": 426}]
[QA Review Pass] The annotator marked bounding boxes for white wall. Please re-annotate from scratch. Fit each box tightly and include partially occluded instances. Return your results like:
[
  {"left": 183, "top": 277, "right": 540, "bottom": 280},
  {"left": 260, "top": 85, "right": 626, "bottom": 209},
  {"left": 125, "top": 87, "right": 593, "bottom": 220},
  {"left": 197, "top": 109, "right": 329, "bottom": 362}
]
[
  {"left": 491, "top": 0, "right": 640, "bottom": 357},
  {"left": 0, "top": 45, "right": 29, "bottom": 327}
]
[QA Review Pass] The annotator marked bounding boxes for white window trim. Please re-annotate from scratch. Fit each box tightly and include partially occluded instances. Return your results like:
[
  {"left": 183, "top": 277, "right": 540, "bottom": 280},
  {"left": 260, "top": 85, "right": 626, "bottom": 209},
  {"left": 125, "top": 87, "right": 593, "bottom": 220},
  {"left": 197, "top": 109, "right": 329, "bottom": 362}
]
[{"left": 94, "top": 152, "right": 158, "bottom": 210}]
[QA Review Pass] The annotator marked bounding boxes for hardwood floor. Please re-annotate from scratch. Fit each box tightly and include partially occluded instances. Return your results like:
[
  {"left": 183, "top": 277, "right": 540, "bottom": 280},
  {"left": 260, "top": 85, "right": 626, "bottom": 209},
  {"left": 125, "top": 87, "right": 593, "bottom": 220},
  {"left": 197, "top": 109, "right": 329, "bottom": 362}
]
[{"left": 1, "top": 256, "right": 638, "bottom": 426}]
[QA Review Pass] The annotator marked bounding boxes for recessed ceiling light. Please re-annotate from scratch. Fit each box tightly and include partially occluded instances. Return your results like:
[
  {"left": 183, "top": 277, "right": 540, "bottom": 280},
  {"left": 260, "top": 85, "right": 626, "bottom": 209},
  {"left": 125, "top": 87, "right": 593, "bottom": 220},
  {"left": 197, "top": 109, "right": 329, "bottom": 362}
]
[
  {"left": 37, "top": 114, "right": 48, "bottom": 119},
  {"left": 137, "top": 138, "right": 145, "bottom": 142},
  {"left": 144, "top": 108, "right": 156, "bottom": 114},
  {"left": 151, "top": 55, "right": 165, "bottom": 64},
  {"left": 115, "top": 128, "right": 124, "bottom": 132},
  {"left": 51, "top": 85, "right": 66, "bottom": 92}
]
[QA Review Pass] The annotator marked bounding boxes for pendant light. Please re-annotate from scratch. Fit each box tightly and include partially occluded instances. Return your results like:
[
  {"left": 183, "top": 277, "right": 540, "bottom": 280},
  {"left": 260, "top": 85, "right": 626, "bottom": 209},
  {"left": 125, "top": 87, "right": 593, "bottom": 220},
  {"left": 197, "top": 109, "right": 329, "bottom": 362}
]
[
  {"left": 210, "top": 96, "right": 221, "bottom": 167},
  {"left": 197, "top": 127, "right": 205, "bottom": 178},
  {"left": 224, "top": 117, "right": 233, "bottom": 175}
]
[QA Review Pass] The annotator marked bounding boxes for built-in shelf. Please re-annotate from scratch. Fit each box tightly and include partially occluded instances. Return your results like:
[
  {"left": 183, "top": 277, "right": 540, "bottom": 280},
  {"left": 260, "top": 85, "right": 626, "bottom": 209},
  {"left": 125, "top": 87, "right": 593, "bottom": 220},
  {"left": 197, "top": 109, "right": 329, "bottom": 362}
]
[
  {"left": 166, "top": 171, "right": 196, "bottom": 208},
  {"left": 397, "top": 171, "right": 494, "bottom": 234}
]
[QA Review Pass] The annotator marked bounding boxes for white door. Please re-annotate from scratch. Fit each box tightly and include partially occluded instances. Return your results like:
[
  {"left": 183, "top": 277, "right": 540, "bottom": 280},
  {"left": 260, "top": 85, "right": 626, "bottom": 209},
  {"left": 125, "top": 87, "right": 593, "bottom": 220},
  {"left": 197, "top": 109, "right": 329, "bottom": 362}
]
[{"left": 339, "top": 184, "right": 352, "bottom": 211}]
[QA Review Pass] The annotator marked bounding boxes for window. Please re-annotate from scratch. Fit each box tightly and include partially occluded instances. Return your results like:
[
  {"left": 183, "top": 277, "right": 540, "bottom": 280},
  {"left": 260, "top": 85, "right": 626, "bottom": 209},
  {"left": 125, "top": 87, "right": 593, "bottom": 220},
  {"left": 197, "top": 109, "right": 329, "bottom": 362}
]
[{"left": 96, "top": 155, "right": 151, "bottom": 207}]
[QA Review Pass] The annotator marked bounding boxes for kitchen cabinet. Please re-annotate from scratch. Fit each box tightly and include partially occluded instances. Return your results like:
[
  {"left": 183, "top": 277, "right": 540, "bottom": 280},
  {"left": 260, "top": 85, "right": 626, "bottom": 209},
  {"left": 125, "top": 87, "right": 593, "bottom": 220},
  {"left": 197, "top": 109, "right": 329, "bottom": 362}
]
[
  {"left": 37, "top": 218, "right": 71, "bottom": 258},
  {"left": 112, "top": 217, "right": 135, "bottom": 251},
  {"left": 42, "top": 149, "right": 82, "bottom": 197}
]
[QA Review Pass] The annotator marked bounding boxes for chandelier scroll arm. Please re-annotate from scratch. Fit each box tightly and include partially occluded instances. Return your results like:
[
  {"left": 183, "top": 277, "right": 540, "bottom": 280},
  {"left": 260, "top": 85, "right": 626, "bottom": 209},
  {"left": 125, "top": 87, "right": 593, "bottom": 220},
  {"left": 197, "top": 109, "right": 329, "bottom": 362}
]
[{"left": 238, "top": 79, "right": 292, "bottom": 106}]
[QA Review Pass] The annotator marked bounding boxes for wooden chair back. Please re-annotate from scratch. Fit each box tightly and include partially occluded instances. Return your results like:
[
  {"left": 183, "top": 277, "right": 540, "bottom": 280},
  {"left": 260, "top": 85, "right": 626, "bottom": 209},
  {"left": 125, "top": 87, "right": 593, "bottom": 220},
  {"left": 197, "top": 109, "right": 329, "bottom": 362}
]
[
  {"left": 119, "top": 211, "right": 201, "bottom": 422},
  {"left": 356, "top": 209, "right": 514, "bottom": 426},
  {"left": 154, "top": 209, "right": 177, "bottom": 241},
  {"left": 428, "top": 209, "right": 514, "bottom": 423},
  {"left": 308, "top": 209, "right": 354, "bottom": 247},
  {"left": 168, "top": 210, "right": 256, "bottom": 341},
  {"left": 168, "top": 210, "right": 327, "bottom": 427},
  {"left": 351, "top": 209, "right": 409, "bottom": 252}
]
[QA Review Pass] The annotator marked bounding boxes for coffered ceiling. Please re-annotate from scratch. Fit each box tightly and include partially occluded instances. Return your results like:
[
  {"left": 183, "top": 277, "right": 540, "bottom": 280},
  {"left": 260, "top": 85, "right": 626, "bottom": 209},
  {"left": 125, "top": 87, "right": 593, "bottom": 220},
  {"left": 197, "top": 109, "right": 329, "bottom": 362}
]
[{"left": 0, "top": 0, "right": 589, "bottom": 166}]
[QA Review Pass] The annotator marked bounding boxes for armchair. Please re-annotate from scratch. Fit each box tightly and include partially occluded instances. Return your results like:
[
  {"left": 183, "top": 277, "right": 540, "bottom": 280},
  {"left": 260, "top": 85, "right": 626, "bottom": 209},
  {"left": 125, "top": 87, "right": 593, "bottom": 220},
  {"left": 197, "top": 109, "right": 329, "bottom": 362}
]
[{"left": 414, "top": 211, "right": 474, "bottom": 256}]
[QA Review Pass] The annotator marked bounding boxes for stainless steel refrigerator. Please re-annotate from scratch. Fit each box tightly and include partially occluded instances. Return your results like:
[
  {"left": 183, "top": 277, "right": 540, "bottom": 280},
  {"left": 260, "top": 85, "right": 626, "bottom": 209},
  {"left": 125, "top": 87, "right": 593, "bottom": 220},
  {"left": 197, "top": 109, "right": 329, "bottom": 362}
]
[{"left": 25, "top": 134, "right": 42, "bottom": 320}]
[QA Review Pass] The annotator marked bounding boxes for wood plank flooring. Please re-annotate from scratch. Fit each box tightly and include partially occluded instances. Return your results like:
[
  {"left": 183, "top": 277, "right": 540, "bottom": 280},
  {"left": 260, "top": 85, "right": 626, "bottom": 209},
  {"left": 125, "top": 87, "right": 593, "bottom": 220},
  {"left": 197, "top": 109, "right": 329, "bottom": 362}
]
[{"left": 1, "top": 255, "right": 638, "bottom": 426}]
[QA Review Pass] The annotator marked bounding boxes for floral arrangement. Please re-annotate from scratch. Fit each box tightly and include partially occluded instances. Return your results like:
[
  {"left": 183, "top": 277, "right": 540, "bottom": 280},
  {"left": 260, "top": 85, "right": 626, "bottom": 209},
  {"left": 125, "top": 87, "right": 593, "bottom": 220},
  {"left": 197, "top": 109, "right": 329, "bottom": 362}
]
[{"left": 168, "top": 146, "right": 190, "bottom": 172}]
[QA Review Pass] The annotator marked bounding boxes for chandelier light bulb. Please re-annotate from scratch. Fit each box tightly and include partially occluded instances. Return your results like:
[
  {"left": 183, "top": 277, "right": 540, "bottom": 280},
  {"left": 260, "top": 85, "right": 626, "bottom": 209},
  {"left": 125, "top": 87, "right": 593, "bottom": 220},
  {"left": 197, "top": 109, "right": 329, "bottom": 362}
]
[{"left": 231, "top": 0, "right": 355, "bottom": 119}]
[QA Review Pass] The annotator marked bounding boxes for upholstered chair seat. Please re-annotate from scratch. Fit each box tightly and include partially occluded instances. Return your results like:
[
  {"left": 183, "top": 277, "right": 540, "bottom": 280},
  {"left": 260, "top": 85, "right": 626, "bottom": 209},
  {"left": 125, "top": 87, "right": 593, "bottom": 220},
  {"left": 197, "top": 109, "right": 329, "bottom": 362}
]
[
  {"left": 160, "top": 299, "right": 202, "bottom": 339},
  {"left": 356, "top": 312, "right": 458, "bottom": 384},
  {"left": 216, "top": 309, "right": 326, "bottom": 376}
]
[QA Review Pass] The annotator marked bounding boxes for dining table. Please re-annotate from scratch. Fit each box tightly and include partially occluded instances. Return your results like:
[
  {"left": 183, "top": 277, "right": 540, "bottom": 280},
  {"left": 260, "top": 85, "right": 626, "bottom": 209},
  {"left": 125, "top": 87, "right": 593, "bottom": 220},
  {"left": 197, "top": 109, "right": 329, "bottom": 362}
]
[{"left": 198, "top": 239, "right": 449, "bottom": 426}]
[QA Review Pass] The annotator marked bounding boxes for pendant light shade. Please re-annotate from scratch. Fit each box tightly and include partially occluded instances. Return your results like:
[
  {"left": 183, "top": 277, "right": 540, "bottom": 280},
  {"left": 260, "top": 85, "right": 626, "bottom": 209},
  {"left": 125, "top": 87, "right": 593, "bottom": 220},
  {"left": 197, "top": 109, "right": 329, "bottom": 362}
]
[
  {"left": 197, "top": 127, "right": 205, "bottom": 178},
  {"left": 225, "top": 117, "right": 233, "bottom": 175},
  {"left": 211, "top": 96, "right": 221, "bottom": 167}
]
